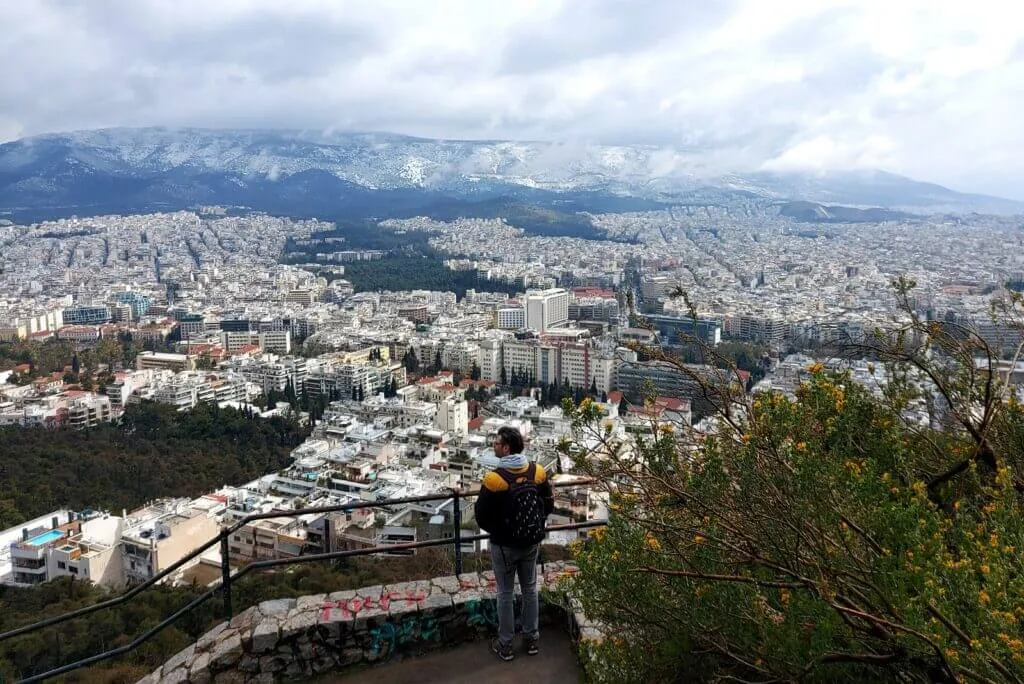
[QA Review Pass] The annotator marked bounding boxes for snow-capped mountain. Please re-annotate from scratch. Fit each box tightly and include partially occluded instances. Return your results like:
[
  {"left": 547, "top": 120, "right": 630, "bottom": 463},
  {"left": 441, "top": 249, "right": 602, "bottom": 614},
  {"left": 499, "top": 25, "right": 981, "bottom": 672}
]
[{"left": 0, "top": 127, "right": 1019, "bottom": 220}]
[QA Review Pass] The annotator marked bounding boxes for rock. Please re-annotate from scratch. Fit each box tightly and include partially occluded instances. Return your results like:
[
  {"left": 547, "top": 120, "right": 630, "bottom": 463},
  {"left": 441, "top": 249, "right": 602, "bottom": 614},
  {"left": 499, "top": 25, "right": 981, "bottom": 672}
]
[
  {"left": 163, "top": 644, "right": 195, "bottom": 673},
  {"left": 195, "top": 622, "right": 229, "bottom": 652},
  {"left": 326, "top": 589, "right": 356, "bottom": 603},
  {"left": 258, "top": 654, "right": 288, "bottom": 673},
  {"left": 456, "top": 573, "right": 480, "bottom": 590},
  {"left": 189, "top": 651, "right": 212, "bottom": 683},
  {"left": 161, "top": 667, "right": 189, "bottom": 684},
  {"left": 238, "top": 654, "right": 260, "bottom": 674},
  {"left": 257, "top": 598, "right": 295, "bottom": 616},
  {"left": 211, "top": 633, "right": 243, "bottom": 669},
  {"left": 418, "top": 593, "right": 453, "bottom": 612},
  {"left": 281, "top": 608, "right": 318, "bottom": 635},
  {"left": 250, "top": 618, "right": 279, "bottom": 654},
  {"left": 311, "top": 655, "right": 336, "bottom": 674},
  {"left": 229, "top": 608, "right": 257, "bottom": 631},
  {"left": 431, "top": 575, "right": 460, "bottom": 595},
  {"left": 295, "top": 593, "right": 327, "bottom": 610},
  {"left": 213, "top": 671, "right": 246, "bottom": 684},
  {"left": 356, "top": 585, "right": 384, "bottom": 601},
  {"left": 246, "top": 674, "right": 275, "bottom": 684}
]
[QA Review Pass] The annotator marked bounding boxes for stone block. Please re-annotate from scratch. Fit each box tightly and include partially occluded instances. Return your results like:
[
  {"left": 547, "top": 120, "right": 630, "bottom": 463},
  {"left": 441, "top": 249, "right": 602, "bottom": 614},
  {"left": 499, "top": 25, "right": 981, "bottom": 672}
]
[
  {"left": 247, "top": 674, "right": 275, "bottom": 684},
  {"left": 213, "top": 671, "right": 246, "bottom": 684},
  {"left": 189, "top": 651, "right": 212, "bottom": 683},
  {"left": 281, "top": 608, "right": 319, "bottom": 636},
  {"left": 356, "top": 584, "right": 384, "bottom": 601},
  {"left": 326, "top": 588, "right": 357, "bottom": 603},
  {"left": 430, "top": 575, "right": 460, "bottom": 595},
  {"left": 456, "top": 573, "right": 481, "bottom": 590},
  {"left": 210, "top": 633, "right": 243, "bottom": 669},
  {"left": 238, "top": 654, "right": 260, "bottom": 674},
  {"left": 418, "top": 592, "right": 453, "bottom": 612},
  {"left": 257, "top": 598, "right": 295, "bottom": 616},
  {"left": 311, "top": 655, "right": 336, "bottom": 674},
  {"left": 250, "top": 618, "right": 280, "bottom": 654},
  {"left": 163, "top": 644, "right": 194, "bottom": 673},
  {"left": 258, "top": 654, "right": 289, "bottom": 674},
  {"left": 228, "top": 608, "right": 258, "bottom": 631},
  {"left": 195, "top": 622, "right": 229, "bottom": 652},
  {"left": 161, "top": 666, "right": 189, "bottom": 684},
  {"left": 295, "top": 593, "right": 327, "bottom": 610}
]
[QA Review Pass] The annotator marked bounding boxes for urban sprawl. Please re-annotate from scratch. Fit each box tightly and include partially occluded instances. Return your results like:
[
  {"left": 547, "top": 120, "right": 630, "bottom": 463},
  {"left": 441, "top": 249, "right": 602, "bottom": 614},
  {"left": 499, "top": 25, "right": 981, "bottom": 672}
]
[{"left": 2, "top": 205, "right": 1023, "bottom": 588}]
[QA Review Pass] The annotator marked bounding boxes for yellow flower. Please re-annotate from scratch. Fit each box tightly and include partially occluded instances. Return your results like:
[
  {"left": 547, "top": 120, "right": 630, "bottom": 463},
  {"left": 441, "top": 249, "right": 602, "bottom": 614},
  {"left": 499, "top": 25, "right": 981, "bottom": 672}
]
[
  {"left": 944, "top": 648, "right": 959, "bottom": 661},
  {"left": 979, "top": 590, "right": 991, "bottom": 605},
  {"left": 645, "top": 534, "right": 661, "bottom": 551},
  {"left": 694, "top": 535, "right": 706, "bottom": 544},
  {"left": 741, "top": 434, "right": 751, "bottom": 443},
  {"left": 808, "top": 363, "right": 824, "bottom": 374},
  {"left": 795, "top": 442, "right": 807, "bottom": 452},
  {"left": 980, "top": 564, "right": 990, "bottom": 575}
]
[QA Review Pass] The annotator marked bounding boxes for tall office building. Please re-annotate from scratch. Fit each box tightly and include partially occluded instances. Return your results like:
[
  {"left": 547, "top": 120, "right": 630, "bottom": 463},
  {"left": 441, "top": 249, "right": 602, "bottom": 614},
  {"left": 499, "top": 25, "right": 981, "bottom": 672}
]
[{"left": 524, "top": 288, "right": 569, "bottom": 332}]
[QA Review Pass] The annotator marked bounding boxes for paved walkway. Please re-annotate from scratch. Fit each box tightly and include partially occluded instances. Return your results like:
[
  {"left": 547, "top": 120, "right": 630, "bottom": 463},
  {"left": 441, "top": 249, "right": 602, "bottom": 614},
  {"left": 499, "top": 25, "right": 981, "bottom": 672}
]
[{"left": 326, "top": 629, "right": 582, "bottom": 683}]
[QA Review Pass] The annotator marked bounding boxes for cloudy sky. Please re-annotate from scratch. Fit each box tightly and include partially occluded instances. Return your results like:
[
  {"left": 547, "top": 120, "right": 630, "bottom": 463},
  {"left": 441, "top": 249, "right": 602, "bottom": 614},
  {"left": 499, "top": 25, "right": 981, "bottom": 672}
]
[{"left": 2, "top": 0, "right": 1023, "bottom": 197}]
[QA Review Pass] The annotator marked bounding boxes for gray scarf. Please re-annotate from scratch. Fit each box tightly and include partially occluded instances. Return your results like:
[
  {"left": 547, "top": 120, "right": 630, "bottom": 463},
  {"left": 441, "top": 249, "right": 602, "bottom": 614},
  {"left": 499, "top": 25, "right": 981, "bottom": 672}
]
[{"left": 498, "top": 453, "right": 529, "bottom": 470}]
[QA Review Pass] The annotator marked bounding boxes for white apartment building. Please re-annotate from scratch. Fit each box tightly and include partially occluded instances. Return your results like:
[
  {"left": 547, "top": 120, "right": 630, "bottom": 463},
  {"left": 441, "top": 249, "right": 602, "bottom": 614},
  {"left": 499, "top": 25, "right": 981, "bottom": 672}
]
[
  {"left": 434, "top": 397, "right": 469, "bottom": 437},
  {"left": 66, "top": 394, "right": 113, "bottom": 429},
  {"left": 57, "top": 325, "right": 102, "bottom": 343},
  {"left": 498, "top": 306, "right": 525, "bottom": 330},
  {"left": 478, "top": 339, "right": 503, "bottom": 382},
  {"left": 524, "top": 288, "right": 569, "bottom": 332},
  {"left": 136, "top": 352, "right": 197, "bottom": 372}
]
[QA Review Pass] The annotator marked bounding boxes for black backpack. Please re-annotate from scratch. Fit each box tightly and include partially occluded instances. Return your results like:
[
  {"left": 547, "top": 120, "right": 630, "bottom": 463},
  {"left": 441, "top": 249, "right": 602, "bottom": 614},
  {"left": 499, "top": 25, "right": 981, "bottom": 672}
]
[{"left": 496, "top": 463, "right": 547, "bottom": 546}]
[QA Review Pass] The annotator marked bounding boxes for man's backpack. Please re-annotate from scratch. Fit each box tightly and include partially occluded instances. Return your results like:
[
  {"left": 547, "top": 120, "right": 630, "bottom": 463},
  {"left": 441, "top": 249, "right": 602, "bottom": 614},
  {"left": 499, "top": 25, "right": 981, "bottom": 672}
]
[{"left": 496, "top": 463, "right": 547, "bottom": 547}]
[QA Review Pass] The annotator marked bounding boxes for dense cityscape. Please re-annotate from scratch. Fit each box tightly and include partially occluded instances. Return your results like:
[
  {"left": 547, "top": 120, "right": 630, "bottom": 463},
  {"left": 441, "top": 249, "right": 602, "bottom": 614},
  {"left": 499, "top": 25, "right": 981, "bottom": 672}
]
[{"left": 2, "top": 202, "right": 1023, "bottom": 591}]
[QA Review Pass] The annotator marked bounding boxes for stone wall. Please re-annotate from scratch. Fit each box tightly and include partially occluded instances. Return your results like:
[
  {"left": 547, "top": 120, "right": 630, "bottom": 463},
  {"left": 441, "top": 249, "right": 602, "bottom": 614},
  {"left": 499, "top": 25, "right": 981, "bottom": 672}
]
[{"left": 140, "top": 560, "right": 593, "bottom": 683}]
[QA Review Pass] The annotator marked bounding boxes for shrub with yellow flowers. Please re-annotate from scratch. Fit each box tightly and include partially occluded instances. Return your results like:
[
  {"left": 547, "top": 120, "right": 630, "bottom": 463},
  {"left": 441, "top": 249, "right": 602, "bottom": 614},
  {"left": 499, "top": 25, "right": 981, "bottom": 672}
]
[{"left": 561, "top": 283, "right": 1024, "bottom": 683}]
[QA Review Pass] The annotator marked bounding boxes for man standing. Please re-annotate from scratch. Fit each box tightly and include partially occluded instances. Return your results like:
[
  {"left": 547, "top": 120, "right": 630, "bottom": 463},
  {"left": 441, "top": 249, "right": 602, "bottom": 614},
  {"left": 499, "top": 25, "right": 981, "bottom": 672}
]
[{"left": 474, "top": 426, "right": 554, "bottom": 661}]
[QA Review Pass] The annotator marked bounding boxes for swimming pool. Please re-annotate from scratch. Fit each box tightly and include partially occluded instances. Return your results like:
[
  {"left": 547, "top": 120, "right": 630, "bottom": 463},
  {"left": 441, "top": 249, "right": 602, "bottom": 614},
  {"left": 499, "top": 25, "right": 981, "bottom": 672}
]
[{"left": 26, "top": 529, "right": 64, "bottom": 546}]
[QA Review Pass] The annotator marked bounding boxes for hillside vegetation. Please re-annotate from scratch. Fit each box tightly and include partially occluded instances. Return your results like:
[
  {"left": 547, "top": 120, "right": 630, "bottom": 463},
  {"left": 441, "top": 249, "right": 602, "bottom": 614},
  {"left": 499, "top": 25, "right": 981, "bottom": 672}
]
[{"left": 0, "top": 402, "right": 306, "bottom": 529}]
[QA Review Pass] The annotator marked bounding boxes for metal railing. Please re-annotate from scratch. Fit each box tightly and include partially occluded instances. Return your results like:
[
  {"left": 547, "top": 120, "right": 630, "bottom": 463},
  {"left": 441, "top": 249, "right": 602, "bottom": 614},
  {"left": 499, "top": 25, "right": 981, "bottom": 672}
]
[{"left": 1, "top": 480, "right": 604, "bottom": 683}]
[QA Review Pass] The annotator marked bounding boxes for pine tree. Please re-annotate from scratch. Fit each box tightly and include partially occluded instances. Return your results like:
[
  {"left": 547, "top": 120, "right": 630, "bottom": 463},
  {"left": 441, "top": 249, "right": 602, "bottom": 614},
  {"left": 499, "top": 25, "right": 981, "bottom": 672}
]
[
  {"left": 470, "top": 363, "right": 481, "bottom": 381},
  {"left": 618, "top": 396, "right": 628, "bottom": 417},
  {"left": 590, "top": 378, "right": 598, "bottom": 397}
]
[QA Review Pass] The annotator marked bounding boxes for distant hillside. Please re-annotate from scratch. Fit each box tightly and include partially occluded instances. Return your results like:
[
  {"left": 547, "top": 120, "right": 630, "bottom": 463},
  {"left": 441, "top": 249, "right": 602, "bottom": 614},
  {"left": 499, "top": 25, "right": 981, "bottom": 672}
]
[
  {"left": 0, "top": 128, "right": 1020, "bottom": 223},
  {"left": 778, "top": 201, "right": 914, "bottom": 223}
]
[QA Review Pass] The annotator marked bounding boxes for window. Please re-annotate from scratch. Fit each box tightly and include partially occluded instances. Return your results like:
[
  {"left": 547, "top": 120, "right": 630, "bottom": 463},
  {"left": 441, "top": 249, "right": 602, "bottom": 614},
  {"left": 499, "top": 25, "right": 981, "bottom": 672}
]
[
  {"left": 57, "top": 561, "right": 67, "bottom": 570},
  {"left": 69, "top": 566, "right": 79, "bottom": 574}
]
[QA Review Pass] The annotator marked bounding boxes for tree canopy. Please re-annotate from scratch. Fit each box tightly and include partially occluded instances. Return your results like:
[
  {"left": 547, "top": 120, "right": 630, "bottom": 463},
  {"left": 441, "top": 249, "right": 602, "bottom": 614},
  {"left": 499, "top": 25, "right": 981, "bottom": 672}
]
[{"left": 0, "top": 401, "right": 306, "bottom": 529}]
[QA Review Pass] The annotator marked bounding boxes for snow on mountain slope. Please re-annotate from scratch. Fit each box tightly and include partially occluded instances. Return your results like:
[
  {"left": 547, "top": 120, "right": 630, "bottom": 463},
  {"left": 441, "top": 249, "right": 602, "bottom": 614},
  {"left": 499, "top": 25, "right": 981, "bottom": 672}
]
[{"left": 0, "top": 127, "right": 1021, "bottom": 215}]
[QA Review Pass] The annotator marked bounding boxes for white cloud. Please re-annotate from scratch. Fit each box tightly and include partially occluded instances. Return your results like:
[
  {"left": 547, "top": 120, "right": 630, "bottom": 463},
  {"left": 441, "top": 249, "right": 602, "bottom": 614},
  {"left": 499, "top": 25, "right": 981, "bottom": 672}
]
[{"left": 0, "top": 0, "right": 1022, "bottom": 197}]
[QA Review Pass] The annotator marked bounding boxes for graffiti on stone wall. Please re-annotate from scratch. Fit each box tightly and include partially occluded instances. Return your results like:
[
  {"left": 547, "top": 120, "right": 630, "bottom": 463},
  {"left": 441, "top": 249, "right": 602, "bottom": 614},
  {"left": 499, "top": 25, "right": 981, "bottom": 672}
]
[
  {"left": 367, "top": 613, "right": 441, "bottom": 659},
  {"left": 465, "top": 598, "right": 498, "bottom": 628},
  {"left": 318, "top": 589, "right": 428, "bottom": 623}
]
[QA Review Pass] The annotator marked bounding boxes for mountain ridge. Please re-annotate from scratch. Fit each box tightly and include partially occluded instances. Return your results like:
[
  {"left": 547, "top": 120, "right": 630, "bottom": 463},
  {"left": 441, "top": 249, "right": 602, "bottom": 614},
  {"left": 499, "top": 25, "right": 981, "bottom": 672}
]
[{"left": 1, "top": 127, "right": 1021, "bottom": 221}]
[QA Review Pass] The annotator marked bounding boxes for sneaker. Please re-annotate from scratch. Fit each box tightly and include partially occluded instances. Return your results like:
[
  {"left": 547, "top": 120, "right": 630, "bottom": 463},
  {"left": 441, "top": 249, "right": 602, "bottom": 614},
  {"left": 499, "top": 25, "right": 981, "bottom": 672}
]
[
  {"left": 525, "top": 638, "right": 540, "bottom": 656},
  {"left": 491, "top": 638, "right": 514, "bottom": 662}
]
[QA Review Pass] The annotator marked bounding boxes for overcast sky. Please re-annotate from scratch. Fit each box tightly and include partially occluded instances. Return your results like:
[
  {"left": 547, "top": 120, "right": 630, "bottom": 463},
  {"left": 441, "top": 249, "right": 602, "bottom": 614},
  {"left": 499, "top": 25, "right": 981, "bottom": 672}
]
[{"left": 2, "top": 0, "right": 1023, "bottom": 198}]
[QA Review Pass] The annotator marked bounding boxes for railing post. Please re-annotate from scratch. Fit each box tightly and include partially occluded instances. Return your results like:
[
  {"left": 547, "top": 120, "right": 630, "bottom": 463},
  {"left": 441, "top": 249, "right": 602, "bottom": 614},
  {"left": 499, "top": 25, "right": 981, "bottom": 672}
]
[
  {"left": 220, "top": 530, "right": 233, "bottom": 619},
  {"left": 453, "top": 490, "right": 463, "bottom": 576}
]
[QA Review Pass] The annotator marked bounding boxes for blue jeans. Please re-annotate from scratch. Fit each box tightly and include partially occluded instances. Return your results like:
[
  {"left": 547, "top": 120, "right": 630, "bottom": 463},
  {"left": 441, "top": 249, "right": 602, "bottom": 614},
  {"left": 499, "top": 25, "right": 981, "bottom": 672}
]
[{"left": 490, "top": 543, "right": 540, "bottom": 647}]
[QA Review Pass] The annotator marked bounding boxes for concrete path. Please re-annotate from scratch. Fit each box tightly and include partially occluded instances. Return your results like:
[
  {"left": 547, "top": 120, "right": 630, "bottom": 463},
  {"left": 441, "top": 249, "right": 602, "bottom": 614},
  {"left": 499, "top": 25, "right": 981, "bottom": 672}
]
[{"left": 326, "top": 629, "right": 582, "bottom": 683}]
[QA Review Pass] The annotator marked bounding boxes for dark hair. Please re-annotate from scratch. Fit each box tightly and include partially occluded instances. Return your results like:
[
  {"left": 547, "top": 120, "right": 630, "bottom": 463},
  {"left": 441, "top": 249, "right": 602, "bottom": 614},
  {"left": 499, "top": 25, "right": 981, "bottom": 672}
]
[{"left": 497, "top": 426, "right": 524, "bottom": 454}]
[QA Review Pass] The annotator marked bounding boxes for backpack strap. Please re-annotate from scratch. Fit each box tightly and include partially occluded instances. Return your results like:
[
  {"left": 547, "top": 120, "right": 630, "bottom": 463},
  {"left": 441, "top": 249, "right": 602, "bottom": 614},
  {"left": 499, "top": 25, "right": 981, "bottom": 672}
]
[{"left": 496, "top": 463, "right": 536, "bottom": 487}]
